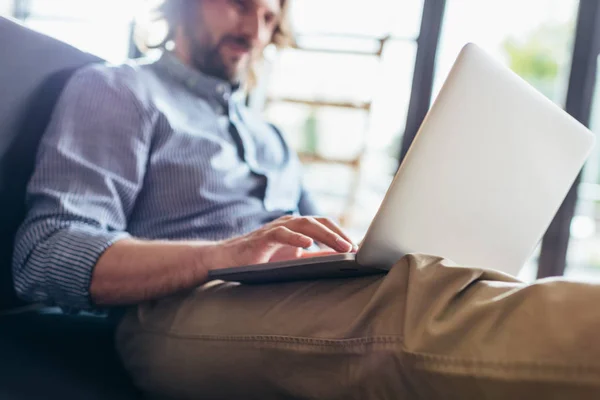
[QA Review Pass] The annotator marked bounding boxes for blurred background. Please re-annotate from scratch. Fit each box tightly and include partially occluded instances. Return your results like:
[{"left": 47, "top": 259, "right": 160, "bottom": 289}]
[{"left": 2, "top": 0, "right": 600, "bottom": 283}]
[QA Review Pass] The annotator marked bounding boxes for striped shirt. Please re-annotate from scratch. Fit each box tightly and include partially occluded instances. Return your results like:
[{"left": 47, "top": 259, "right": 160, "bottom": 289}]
[{"left": 12, "top": 51, "right": 318, "bottom": 311}]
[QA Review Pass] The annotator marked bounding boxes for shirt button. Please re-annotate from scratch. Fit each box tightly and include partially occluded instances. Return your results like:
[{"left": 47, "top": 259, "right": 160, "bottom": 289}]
[
  {"left": 216, "top": 84, "right": 227, "bottom": 94},
  {"left": 263, "top": 198, "right": 272, "bottom": 211},
  {"left": 186, "top": 78, "right": 197, "bottom": 88}
]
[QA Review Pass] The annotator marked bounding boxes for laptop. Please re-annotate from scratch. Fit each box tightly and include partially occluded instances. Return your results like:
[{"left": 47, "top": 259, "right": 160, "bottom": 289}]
[{"left": 209, "top": 43, "right": 595, "bottom": 284}]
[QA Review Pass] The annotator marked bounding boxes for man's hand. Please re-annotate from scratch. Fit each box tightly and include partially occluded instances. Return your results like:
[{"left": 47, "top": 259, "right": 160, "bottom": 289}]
[{"left": 207, "top": 215, "right": 356, "bottom": 270}]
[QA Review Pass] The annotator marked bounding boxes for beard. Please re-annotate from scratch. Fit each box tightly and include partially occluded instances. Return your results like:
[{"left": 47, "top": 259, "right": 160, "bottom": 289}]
[{"left": 186, "top": 29, "right": 251, "bottom": 84}]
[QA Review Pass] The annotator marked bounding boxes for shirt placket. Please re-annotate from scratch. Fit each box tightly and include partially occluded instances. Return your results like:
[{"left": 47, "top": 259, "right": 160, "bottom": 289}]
[{"left": 227, "top": 101, "right": 276, "bottom": 211}]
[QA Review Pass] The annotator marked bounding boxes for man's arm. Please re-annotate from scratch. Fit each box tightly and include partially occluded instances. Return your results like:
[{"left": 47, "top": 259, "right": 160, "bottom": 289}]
[
  {"left": 91, "top": 216, "right": 355, "bottom": 306},
  {"left": 90, "top": 238, "right": 211, "bottom": 305}
]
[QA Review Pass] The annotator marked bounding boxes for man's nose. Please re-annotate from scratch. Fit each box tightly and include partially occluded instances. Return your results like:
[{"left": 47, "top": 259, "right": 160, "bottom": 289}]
[{"left": 240, "top": 11, "right": 269, "bottom": 47}]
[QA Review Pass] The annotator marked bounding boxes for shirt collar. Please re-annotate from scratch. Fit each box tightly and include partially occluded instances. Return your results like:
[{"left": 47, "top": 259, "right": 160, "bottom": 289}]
[{"left": 154, "top": 51, "right": 242, "bottom": 110}]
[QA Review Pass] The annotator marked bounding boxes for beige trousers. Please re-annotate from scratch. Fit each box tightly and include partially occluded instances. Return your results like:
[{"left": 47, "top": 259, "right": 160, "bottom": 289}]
[{"left": 116, "top": 255, "right": 600, "bottom": 399}]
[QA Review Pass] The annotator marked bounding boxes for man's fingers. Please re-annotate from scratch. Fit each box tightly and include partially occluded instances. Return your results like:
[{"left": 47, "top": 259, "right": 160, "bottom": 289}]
[
  {"left": 265, "top": 226, "right": 313, "bottom": 248},
  {"left": 299, "top": 250, "right": 340, "bottom": 258},
  {"left": 314, "top": 217, "right": 355, "bottom": 247},
  {"left": 269, "top": 246, "right": 304, "bottom": 262},
  {"left": 287, "top": 218, "right": 353, "bottom": 252}
]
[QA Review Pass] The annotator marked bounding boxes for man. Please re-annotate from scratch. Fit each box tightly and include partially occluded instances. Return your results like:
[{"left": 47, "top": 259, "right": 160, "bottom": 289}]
[{"left": 13, "top": 0, "right": 600, "bottom": 398}]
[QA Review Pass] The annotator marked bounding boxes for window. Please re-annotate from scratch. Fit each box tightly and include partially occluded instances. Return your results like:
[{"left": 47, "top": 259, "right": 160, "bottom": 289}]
[
  {"left": 434, "top": 0, "right": 578, "bottom": 106},
  {"left": 565, "top": 68, "right": 600, "bottom": 281},
  {"left": 7, "top": 0, "right": 138, "bottom": 63},
  {"left": 0, "top": 0, "right": 12, "bottom": 15}
]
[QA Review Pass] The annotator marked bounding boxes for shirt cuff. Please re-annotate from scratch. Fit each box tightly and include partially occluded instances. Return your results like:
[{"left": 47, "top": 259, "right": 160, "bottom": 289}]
[{"left": 43, "top": 226, "right": 131, "bottom": 311}]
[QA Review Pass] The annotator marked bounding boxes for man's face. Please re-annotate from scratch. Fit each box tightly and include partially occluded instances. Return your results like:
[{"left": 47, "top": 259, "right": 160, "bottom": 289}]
[{"left": 181, "top": 0, "right": 281, "bottom": 83}]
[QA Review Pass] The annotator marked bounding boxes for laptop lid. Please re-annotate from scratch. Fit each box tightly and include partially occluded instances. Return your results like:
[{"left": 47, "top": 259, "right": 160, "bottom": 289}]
[{"left": 356, "top": 43, "right": 595, "bottom": 276}]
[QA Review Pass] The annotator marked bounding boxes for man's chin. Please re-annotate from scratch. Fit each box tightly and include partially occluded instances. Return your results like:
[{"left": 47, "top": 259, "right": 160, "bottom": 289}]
[
  {"left": 224, "top": 60, "right": 249, "bottom": 84},
  {"left": 218, "top": 67, "right": 239, "bottom": 85}
]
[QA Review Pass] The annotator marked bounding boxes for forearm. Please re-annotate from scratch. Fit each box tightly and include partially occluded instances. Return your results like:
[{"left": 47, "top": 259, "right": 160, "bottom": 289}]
[{"left": 90, "top": 238, "right": 217, "bottom": 306}]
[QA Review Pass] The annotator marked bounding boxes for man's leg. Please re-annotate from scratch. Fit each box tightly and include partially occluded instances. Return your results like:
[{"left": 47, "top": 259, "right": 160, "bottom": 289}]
[{"left": 116, "top": 255, "right": 600, "bottom": 399}]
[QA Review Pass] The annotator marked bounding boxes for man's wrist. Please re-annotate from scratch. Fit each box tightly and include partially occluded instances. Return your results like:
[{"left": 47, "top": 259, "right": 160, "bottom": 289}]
[{"left": 188, "top": 241, "right": 226, "bottom": 281}]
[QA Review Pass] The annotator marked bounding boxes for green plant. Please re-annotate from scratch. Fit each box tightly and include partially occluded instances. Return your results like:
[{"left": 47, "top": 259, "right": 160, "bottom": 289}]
[
  {"left": 502, "top": 22, "right": 573, "bottom": 99},
  {"left": 302, "top": 108, "right": 319, "bottom": 154}
]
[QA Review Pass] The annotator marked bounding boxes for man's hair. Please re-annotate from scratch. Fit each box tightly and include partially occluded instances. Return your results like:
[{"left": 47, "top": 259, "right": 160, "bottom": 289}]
[{"left": 136, "top": 0, "right": 293, "bottom": 87}]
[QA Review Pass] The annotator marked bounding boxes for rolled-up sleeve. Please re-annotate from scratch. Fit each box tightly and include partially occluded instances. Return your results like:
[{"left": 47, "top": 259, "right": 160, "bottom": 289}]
[{"left": 12, "top": 65, "right": 154, "bottom": 310}]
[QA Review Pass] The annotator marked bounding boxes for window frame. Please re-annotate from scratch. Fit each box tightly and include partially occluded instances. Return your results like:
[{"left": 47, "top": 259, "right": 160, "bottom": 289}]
[{"left": 537, "top": 0, "right": 600, "bottom": 278}]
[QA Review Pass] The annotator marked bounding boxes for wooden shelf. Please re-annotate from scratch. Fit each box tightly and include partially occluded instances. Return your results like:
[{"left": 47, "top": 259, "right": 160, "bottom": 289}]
[
  {"left": 267, "top": 96, "right": 371, "bottom": 111},
  {"left": 292, "top": 44, "right": 382, "bottom": 57},
  {"left": 298, "top": 152, "right": 362, "bottom": 168},
  {"left": 292, "top": 33, "right": 413, "bottom": 57}
]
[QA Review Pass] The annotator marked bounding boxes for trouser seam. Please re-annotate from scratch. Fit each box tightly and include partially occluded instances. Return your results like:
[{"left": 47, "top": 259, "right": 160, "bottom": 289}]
[
  {"left": 404, "top": 350, "right": 600, "bottom": 374},
  {"left": 133, "top": 327, "right": 404, "bottom": 347}
]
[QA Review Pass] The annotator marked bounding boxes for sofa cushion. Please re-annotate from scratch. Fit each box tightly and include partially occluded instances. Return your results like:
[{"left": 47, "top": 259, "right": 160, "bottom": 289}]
[
  {"left": 0, "top": 17, "right": 101, "bottom": 310},
  {"left": 0, "top": 311, "right": 140, "bottom": 399}
]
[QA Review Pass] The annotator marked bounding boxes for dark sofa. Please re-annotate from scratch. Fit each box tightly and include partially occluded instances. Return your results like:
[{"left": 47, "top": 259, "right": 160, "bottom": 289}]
[{"left": 0, "top": 16, "right": 139, "bottom": 399}]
